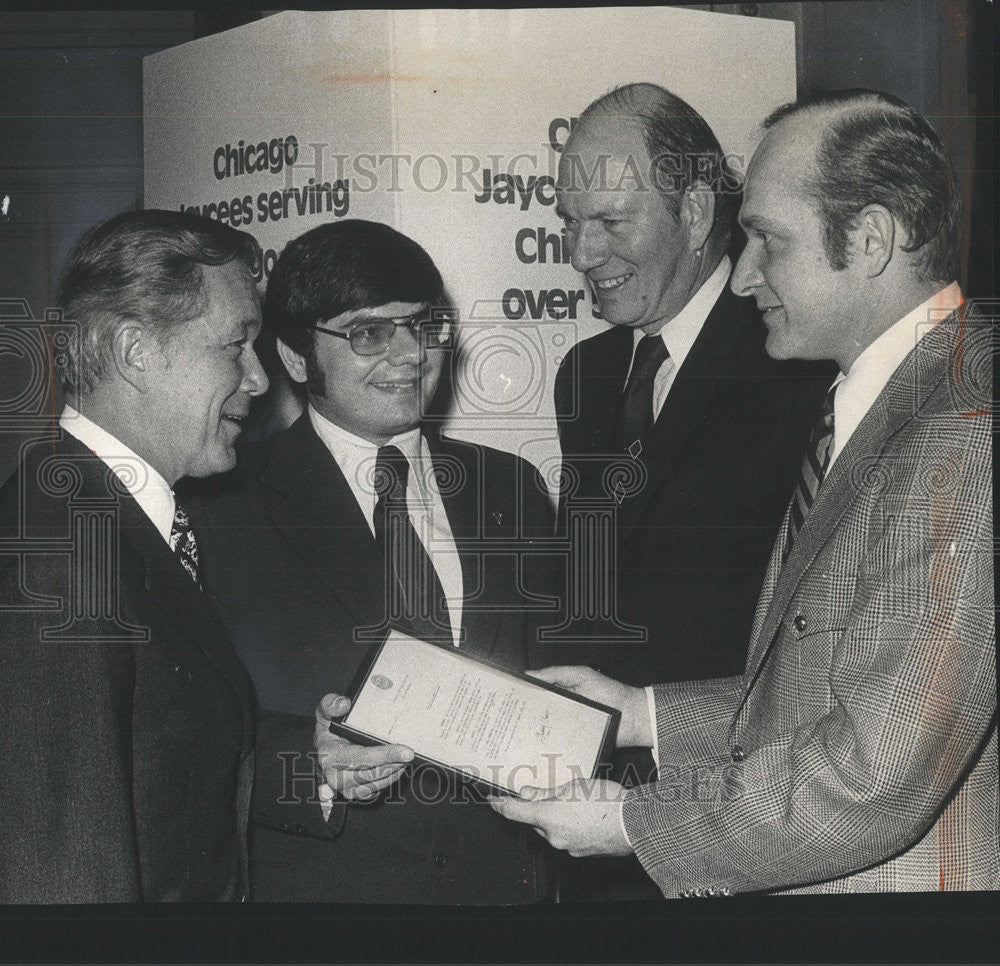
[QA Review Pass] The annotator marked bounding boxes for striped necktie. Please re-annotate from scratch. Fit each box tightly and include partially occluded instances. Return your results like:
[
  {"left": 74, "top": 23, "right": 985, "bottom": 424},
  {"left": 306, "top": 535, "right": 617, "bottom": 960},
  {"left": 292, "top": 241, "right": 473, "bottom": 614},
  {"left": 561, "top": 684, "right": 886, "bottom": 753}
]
[
  {"left": 373, "top": 445, "right": 453, "bottom": 645},
  {"left": 783, "top": 383, "right": 838, "bottom": 562},
  {"left": 169, "top": 500, "right": 201, "bottom": 587}
]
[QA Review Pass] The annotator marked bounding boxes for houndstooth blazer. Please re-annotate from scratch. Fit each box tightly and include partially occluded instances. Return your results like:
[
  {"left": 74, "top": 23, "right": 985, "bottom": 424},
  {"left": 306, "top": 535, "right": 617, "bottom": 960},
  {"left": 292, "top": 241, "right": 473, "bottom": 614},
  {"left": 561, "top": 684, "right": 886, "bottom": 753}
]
[{"left": 621, "top": 309, "right": 997, "bottom": 895}]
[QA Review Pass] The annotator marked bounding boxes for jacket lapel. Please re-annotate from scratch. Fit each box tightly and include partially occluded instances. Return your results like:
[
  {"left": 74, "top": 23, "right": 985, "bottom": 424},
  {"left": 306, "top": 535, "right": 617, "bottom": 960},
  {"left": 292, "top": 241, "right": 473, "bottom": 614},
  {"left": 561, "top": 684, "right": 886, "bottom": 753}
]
[
  {"left": 575, "top": 326, "right": 634, "bottom": 456},
  {"left": 121, "top": 499, "right": 256, "bottom": 708},
  {"left": 428, "top": 434, "right": 504, "bottom": 658},
  {"left": 617, "top": 292, "right": 742, "bottom": 541},
  {"left": 56, "top": 436, "right": 255, "bottom": 710},
  {"left": 255, "top": 415, "right": 386, "bottom": 631},
  {"left": 740, "top": 314, "right": 960, "bottom": 693}
]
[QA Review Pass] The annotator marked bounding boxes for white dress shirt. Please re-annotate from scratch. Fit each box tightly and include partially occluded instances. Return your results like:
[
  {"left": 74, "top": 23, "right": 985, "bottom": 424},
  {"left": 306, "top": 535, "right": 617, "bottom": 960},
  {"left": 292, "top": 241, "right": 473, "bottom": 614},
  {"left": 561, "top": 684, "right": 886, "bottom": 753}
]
[
  {"left": 59, "top": 406, "right": 175, "bottom": 544},
  {"left": 827, "top": 282, "right": 962, "bottom": 470},
  {"left": 625, "top": 255, "right": 731, "bottom": 420},
  {"left": 308, "top": 406, "right": 464, "bottom": 647},
  {"left": 624, "top": 281, "right": 963, "bottom": 847}
]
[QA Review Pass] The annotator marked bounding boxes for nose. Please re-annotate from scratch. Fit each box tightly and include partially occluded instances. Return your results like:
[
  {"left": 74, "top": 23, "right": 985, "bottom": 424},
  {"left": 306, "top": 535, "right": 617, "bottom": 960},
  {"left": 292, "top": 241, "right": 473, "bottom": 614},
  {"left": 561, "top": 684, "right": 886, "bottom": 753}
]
[
  {"left": 384, "top": 322, "right": 425, "bottom": 367},
  {"left": 242, "top": 345, "right": 270, "bottom": 396},
  {"left": 570, "top": 222, "right": 609, "bottom": 274},
  {"left": 730, "top": 243, "right": 763, "bottom": 297}
]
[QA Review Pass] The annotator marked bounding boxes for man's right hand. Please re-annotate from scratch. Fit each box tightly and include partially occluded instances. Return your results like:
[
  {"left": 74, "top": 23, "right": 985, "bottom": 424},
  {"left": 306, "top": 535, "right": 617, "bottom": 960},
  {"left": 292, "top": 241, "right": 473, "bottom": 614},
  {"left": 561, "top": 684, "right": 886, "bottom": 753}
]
[
  {"left": 527, "top": 666, "right": 653, "bottom": 749},
  {"left": 313, "top": 693, "right": 414, "bottom": 802}
]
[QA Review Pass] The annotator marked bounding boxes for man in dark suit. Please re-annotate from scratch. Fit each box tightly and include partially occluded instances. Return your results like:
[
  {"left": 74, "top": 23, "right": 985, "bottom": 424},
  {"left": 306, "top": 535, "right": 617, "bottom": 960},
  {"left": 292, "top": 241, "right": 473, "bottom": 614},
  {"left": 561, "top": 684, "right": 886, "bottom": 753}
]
[
  {"left": 0, "top": 209, "right": 336, "bottom": 902},
  {"left": 549, "top": 82, "right": 833, "bottom": 689},
  {"left": 541, "top": 82, "right": 833, "bottom": 899},
  {"left": 493, "top": 90, "right": 995, "bottom": 895},
  {"left": 188, "top": 220, "right": 556, "bottom": 903}
]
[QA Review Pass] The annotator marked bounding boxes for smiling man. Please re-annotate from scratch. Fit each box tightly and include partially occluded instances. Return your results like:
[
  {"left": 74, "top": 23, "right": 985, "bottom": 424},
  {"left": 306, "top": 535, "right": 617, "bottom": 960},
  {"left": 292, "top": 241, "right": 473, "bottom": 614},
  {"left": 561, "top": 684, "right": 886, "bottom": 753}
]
[
  {"left": 0, "top": 210, "right": 273, "bottom": 901},
  {"left": 188, "top": 219, "right": 556, "bottom": 903},
  {"left": 492, "top": 90, "right": 995, "bottom": 896},
  {"left": 543, "top": 83, "right": 832, "bottom": 900}
]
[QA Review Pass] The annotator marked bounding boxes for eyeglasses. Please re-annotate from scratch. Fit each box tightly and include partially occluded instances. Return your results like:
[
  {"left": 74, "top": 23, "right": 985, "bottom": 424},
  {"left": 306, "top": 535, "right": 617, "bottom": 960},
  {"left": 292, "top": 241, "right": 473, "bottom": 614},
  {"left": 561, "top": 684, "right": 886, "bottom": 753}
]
[{"left": 314, "top": 310, "right": 454, "bottom": 357}]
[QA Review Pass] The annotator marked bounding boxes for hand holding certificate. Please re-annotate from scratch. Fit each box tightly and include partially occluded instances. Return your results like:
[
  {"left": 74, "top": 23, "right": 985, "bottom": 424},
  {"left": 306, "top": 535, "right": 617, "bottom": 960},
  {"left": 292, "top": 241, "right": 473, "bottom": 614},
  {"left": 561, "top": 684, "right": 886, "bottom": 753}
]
[
  {"left": 330, "top": 631, "right": 620, "bottom": 794},
  {"left": 314, "top": 694, "right": 415, "bottom": 802}
]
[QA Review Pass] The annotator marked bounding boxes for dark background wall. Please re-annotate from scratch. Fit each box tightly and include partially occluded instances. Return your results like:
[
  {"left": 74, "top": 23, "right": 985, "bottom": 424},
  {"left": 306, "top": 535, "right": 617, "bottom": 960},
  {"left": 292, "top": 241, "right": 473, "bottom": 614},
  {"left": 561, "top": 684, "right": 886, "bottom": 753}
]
[{"left": 0, "top": 2, "right": 994, "bottom": 481}]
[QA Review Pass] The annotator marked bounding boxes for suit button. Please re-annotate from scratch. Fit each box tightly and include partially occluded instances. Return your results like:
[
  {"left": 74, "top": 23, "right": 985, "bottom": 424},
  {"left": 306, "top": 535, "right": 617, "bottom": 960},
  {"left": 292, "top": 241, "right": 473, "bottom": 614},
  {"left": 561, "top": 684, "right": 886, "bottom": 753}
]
[
  {"left": 294, "top": 824, "right": 308, "bottom": 836},
  {"left": 731, "top": 745, "right": 745, "bottom": 762},
  {"left": 794, "top": 614, "right": 807, "bottom": 633},
  {"left": 434, "top": 853, "right": 448, "bottom": 869}
]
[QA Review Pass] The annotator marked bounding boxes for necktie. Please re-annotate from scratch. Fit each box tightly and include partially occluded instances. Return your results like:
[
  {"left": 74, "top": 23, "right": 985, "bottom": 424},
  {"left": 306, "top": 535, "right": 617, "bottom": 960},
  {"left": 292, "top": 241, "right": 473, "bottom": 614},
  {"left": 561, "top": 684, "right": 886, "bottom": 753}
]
[
  {"left": 783, "top": 383, "right": 838, "bottom": 562},
  {"left": 615, "top": 334, "right": 670, "bottom": 457},
  {"left": 373, "top": 445, "right": 453, "bottom": 644},
  {"left": 169, "top": 500, "right": 201, "bottom": 587}
]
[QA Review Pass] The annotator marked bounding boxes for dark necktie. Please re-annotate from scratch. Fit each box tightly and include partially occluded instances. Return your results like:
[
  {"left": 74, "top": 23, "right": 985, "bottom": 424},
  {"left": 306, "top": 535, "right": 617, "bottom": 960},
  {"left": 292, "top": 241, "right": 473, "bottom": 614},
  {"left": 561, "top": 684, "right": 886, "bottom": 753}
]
[
  {"left": 373, "top": 445, "right": 453, "bottom": 645},
  {"left": 783, "top": 383, "right": 838, "bottom": 562},
  {"left": 615, "top": 334, "right": 670, "bottom": 457},
  {"left": 170, "top": 499, "right": 201, "bottom": 588}
]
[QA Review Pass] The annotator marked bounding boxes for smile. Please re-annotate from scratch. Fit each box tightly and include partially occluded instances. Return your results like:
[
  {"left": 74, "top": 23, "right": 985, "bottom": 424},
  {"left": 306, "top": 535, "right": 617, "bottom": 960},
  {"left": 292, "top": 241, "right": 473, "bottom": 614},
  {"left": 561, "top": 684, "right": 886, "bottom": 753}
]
[
  {"left": 591, "top": 273, "right": 632, "bottom": 291},
  {"left": 371, "top": 380, "right": 419, "bottom": 394}
]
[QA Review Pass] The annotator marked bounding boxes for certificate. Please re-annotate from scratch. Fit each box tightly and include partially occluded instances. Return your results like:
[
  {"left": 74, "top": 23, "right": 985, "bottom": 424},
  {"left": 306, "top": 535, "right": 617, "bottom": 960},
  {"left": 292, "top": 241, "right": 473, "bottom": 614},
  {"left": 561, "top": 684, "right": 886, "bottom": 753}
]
[{"left": 332, "top": 630, "right": 620, "bottom": 794}]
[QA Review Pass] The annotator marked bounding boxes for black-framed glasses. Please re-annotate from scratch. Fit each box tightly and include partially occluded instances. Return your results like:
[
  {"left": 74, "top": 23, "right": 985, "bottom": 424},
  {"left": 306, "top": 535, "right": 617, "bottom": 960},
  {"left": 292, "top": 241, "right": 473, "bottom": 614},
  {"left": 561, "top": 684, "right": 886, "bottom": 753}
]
[{"left": 314, "top": 310, "right": 454, "bottom": 357}]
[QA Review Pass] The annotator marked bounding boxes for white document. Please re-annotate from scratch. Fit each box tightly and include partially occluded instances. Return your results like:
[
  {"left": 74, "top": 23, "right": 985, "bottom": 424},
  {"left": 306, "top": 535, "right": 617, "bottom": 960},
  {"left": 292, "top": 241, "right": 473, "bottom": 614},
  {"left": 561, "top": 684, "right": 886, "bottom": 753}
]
[{"left": 343, "top": 630, "right": 616, "bottom": 792}]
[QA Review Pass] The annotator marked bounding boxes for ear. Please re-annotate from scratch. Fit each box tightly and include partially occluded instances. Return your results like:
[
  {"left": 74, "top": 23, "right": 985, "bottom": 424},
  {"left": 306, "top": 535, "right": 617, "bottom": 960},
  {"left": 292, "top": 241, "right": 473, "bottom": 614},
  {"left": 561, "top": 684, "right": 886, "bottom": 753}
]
[
  {"left": 681, "top": 181, "right": 716, "bottom": 253},
  {"left": 855, "top": 204, "right": 895, "bottom": 277},
  {"left": 112, "top": 323, "right": 154, "bottom": 391},
  {"left": 276, "top": 337, "right": 309, "bottom": 385}
]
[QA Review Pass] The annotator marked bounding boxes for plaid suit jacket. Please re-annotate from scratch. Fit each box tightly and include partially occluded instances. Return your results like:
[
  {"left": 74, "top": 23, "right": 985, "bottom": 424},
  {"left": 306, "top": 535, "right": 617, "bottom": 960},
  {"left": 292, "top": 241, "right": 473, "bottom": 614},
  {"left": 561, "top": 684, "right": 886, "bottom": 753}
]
[{"left": 622, "top": 310, "right": 997, "bottom": 895}]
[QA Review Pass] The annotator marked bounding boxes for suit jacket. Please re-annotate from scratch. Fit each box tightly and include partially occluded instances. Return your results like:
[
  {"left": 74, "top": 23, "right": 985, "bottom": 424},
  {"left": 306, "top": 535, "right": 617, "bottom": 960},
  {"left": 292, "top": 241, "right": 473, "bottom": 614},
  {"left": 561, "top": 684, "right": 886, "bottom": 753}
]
[
  {"left": 622, "top": 312, "right": 997, "bottom": 895},
  {"left": 546, "top": 287, "right": 835, "bottom": 688},
  {"left": 0, "top": 433, "right": 258, "bottom": 902},
  {"left": 187, "top": 415, "right": 556, "bottom": 903}
]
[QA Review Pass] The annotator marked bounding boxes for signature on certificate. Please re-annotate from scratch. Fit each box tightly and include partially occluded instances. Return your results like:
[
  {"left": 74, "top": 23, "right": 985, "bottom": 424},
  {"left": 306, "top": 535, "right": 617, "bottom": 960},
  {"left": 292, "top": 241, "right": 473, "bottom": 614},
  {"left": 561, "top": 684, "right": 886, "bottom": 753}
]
[{"left": 533, "top": 708, "right": 552, "bottom": 742}]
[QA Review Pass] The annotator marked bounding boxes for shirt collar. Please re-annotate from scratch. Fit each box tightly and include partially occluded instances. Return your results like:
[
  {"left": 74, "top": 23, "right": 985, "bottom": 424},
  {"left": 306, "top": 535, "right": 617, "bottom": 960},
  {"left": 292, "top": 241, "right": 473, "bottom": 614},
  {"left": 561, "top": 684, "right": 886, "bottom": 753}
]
[
  {"left": 59, "top": 405, "right": 175, "bottom": 543},
  {"left": 829, "top": 282, "right": 962, "bottom": 467},
  {"left": 635, "top": 255, "right": 730, "bottom": 370},
  {"left": 308, "top": 405, "right": 423, "bottom": 490}
]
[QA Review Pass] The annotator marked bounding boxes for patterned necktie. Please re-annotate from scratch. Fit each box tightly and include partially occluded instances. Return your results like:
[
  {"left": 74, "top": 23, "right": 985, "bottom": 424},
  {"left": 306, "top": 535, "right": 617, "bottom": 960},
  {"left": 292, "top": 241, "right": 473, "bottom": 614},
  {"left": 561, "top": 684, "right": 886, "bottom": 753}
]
[
  {"left": 169, "top": 499, "right": 201, "bottom": 587},
  {"left": 373, "top": 445, "right": 453, "bottom": 644},
  {"left": 615, "top": 334, "right": 670, "bottom": 458},
  {"left": 783, "top": 383, "right": 838, "bottom": 562}
]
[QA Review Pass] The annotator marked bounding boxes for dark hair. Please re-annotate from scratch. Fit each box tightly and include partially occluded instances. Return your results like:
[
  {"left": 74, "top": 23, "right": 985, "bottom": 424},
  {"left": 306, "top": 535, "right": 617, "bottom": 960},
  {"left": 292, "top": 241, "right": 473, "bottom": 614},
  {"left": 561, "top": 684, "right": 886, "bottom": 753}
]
[
  {"left": 764, "top": 89, "right": 961, "bottom": 282},
  {"left": 581, "top": 83, "right": 740, "bottom": 249},
  {"left": 57, "top": 208, "right": 259, "bottom": 394},
  {"left": 263, "top": 220, "right": 445, "bottom": 374}
]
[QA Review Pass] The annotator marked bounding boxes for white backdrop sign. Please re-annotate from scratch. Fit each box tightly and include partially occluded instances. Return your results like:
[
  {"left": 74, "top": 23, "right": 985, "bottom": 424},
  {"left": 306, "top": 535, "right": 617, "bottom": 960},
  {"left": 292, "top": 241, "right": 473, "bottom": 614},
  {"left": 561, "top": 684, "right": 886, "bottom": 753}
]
[{"left": 144, "top": 7, "right": 795, "bottom": 478}]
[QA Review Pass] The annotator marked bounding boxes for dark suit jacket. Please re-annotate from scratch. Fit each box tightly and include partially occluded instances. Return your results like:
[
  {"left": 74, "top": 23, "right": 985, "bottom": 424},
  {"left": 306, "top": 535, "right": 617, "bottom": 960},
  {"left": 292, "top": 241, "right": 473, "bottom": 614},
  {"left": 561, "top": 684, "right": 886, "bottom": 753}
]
[
  {"left": 545, "top": 288, "right": 835, "bottom": 689},
  {"left": 0, "top": 433, "right": 258, "bottom": 902},
  {"left": 187, "top": 415, "right": 556, "bottom": 903}
]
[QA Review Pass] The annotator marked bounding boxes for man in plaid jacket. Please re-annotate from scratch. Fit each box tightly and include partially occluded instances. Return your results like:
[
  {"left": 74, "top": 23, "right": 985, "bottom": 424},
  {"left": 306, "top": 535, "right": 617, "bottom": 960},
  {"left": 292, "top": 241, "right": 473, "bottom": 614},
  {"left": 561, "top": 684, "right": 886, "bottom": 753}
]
[{"left": 491, "top": 90, "right": 996, "bottom": 895}]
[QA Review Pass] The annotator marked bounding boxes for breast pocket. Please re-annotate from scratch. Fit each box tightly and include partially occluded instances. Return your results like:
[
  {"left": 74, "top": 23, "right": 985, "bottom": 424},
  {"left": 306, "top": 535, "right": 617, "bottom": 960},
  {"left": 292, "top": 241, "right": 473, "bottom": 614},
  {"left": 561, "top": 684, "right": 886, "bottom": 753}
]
[{"left": 764, "top": 614, "right": 845, "bottom": 726}]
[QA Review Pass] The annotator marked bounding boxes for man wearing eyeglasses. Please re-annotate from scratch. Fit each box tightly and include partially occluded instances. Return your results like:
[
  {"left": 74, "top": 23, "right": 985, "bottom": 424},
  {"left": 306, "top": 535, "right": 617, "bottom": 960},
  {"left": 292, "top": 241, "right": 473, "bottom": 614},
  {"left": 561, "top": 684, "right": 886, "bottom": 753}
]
[{"left": 186, "top": 219, "right": 556, "bottom": 904}]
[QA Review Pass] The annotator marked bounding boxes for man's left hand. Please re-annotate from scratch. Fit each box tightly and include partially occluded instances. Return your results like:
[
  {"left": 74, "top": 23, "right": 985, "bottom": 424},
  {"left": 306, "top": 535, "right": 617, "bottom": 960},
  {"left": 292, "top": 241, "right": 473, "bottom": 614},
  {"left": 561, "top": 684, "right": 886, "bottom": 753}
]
[
  {"left": 313, "top": 693, "right": 413, "bottom": 802},
  {"left": 488, "top": 779, "right": 633, "bottom": 857}
]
